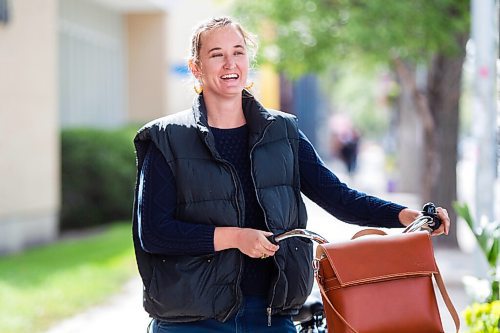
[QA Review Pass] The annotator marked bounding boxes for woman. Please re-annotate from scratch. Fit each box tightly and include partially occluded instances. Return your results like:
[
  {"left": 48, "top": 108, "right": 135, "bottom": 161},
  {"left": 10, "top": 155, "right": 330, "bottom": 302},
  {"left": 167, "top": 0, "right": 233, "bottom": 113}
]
[{"left": 132, "top": 16, "right": 451, "bottom": 333}]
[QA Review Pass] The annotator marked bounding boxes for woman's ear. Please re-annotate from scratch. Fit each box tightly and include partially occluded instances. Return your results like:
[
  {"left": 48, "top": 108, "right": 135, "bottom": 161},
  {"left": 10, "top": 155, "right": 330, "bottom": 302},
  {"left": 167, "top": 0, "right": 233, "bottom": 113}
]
[{"left": 188, "top": 60, "right": 201, "bottom": 80}]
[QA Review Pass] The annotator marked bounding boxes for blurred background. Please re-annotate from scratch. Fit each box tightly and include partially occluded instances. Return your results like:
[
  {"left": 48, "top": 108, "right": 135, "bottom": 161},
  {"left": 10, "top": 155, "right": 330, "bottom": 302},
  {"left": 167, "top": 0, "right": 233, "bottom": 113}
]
[{"left": 0, "top": 0, "right": 498, "bottom": 332}]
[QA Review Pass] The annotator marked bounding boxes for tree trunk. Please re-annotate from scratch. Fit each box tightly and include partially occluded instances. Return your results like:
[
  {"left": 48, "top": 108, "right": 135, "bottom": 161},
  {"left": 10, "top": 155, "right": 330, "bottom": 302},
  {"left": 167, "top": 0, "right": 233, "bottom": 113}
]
[
  {"left": 394, "top": 33, "right": 467, "bottom": 247},
  {"left": 394, "top": 64, "right": 424, "bottom": 196},
  {"left": 393, "top": 59, "right": 436, "bottom": 201},
  {"left": 426, "top": 40, "right": 467, "bottom": 247}
]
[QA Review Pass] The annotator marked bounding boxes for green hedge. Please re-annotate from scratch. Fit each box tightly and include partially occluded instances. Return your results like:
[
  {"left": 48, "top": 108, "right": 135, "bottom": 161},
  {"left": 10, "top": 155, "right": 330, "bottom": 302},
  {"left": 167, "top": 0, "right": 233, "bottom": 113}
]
[{"left": 61, "top": 127, "right": 138, "bottom": 230}]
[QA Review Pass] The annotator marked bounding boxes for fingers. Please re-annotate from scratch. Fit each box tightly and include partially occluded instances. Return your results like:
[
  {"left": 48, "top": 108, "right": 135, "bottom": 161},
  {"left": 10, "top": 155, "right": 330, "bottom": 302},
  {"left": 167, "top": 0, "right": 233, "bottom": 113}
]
[
  {"left": 238, "top": 229, "right": 280, "bottom": 258},
  {"left": 432, "top": 207, "right": 450, "bottom": 236},
  {"left": 256, "top": 232, "right": 279, "bottom": 258}
]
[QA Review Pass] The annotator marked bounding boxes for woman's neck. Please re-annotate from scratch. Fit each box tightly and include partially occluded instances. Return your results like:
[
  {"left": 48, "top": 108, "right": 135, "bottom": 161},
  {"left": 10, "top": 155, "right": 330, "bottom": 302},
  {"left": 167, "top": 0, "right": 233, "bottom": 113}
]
[{"left": 203, "top": 93, "right": 246, "bottom": 129}]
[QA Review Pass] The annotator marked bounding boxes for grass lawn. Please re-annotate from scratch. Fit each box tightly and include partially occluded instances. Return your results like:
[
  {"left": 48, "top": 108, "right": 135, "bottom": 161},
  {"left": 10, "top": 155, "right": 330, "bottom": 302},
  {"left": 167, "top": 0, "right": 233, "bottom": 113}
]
[{"left": 0, "top": 222, "right": 137, "bottom": 333}]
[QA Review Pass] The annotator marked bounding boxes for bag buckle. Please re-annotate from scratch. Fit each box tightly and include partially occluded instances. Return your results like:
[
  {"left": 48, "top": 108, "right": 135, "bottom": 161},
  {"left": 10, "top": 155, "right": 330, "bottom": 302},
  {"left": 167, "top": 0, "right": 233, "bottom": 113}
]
[{"left": 312, "top": 258, "right": 320, "bottom": 277}]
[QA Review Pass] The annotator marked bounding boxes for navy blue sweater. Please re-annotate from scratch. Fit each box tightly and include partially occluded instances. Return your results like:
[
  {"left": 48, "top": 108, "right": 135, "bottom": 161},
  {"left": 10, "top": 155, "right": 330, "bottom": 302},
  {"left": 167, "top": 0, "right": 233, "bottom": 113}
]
[{"left": 137, "top": 126, "right": 405, "bottom": 295}]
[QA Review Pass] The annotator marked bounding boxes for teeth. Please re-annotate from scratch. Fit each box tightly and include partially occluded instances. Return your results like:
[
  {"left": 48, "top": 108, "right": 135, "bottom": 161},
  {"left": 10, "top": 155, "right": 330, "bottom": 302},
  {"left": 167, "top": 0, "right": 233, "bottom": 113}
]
[{"left": 221, "top": 74, "right": 238, "bottom": 79}]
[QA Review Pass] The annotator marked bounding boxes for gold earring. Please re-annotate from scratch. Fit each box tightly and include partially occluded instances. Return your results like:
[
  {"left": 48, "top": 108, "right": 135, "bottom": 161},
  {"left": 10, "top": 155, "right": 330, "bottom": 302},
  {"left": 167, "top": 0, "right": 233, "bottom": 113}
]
[
  {"left": 194, "top": 83, "right": 203, "bottom": 94},
  {"left": 244, "top": 82, "right": 254, "bottom": 90}
]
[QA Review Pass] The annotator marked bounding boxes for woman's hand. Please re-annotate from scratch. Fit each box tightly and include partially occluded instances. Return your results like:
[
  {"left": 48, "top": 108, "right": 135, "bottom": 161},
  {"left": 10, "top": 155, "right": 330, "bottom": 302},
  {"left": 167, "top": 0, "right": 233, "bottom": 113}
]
[
  {"left": 398, "top": 207, "right": 451, "bottom": 236},
  {"left": 398, "top": 208, "right": 420, "bottom": 227},
  {"left": 432, "top": 207, "right": 450, "bottom": 236},
  {"left": 214, "top": 227, "right": 279, "bottom": 258}
]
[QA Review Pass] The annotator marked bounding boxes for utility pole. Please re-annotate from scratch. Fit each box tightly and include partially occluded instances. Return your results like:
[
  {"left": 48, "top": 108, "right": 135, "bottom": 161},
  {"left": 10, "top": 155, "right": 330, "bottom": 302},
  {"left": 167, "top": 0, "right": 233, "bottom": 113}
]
[{"left": 471, "top": 0, "right": 498, "bottom": 223}]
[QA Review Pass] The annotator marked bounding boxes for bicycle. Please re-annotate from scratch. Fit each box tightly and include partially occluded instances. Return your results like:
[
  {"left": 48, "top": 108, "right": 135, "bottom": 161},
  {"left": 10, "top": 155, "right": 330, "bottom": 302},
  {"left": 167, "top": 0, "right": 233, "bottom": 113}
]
[{"left": 267, "top": 202, "right": 443, "bottom": 333}]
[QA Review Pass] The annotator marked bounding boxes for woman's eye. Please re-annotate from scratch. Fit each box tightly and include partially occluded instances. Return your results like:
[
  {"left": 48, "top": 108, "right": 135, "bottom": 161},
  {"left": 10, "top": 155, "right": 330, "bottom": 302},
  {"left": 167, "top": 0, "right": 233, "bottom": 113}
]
[
  {"left": 235, "top": 51, "right": 245, "bottom": 56},
  {"left": 210, "top": 53, "right": 223, "bottom": 58}
]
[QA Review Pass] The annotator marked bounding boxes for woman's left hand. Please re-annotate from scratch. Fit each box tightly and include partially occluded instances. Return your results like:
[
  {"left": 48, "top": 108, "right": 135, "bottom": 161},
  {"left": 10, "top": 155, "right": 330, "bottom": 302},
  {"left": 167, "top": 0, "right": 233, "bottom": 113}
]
[
  {"left": 431, "top": 207, "right": 450, "bottom": 236},
  {"left": 398, "top": 207, "right": 451, "bottom": 236}
]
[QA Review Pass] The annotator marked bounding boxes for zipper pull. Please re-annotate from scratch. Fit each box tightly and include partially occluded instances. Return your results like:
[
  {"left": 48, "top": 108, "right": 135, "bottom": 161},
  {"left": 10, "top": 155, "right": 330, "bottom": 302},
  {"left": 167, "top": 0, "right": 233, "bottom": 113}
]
[{"left": 267, "top": 307, "right": 272, "bottom": 326}]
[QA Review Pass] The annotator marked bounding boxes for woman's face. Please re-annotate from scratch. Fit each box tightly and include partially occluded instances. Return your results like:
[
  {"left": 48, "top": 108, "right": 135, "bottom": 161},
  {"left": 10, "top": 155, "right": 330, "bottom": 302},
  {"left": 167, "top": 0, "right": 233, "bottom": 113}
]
[{"left": 192, "top": 25, "right": 249, "bottom": 98}]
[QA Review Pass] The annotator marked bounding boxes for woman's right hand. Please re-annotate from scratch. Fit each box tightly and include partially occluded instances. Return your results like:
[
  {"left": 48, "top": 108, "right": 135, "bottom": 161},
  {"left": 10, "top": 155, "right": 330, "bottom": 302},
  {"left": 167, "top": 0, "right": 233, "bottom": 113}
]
[{"left": 214, "top": 227, "right": 279, "bottom": 258}]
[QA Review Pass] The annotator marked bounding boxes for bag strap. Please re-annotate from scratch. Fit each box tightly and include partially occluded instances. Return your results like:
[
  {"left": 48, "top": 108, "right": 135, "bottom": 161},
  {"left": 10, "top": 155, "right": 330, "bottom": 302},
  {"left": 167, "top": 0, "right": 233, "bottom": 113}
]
[
  {"left": 351, "top": 228, "right": 387, "bottom": 239},
  {"left": 434, "top": 266, "right": 461, "bottom": 332},
  {"left": 316, "top": 273, "right": 359, "bottom": 333}
]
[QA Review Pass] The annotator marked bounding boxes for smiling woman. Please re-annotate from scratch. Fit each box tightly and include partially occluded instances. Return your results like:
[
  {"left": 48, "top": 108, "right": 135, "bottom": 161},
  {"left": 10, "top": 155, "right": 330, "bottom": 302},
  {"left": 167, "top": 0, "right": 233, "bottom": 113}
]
[
  {"left": 192, "top": 28, "right": 248, "bottom": 104},
  {"left": 187, "top": 17, "right": 257, "bottom": 128},
  {"left": 131, "top": 16, "right": 452, "bottom": 333}
]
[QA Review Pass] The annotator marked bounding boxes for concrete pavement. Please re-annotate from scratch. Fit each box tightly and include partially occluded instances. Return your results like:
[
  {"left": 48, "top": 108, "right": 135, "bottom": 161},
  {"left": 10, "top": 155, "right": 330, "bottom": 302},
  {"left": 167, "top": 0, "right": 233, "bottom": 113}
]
[
  {"left": 45, "top": 143, "right": 480, "bottom": 333},
  {"left": 45, "top": 278, "right": 150, "bottom": 333}
]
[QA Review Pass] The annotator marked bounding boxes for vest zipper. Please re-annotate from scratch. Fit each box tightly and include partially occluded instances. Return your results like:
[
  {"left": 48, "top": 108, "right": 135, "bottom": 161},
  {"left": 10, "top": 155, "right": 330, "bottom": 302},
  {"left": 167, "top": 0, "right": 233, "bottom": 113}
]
[
  {"left": 249, "top": 121, "right": 278, "bottom": 327},
  {"left": 218, "top": 161, "right": 244, "bottom": 321},
  {"left": 225, "top": 163, "right": 244, "bottom": 321},
  {"left": 203, "top": 135, "right": 244, "bottom": 321}
]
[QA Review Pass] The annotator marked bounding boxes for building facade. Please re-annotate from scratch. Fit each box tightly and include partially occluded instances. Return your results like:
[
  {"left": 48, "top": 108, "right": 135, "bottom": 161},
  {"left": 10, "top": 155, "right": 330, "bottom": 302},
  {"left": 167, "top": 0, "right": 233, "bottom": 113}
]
[
  {"left": 0, "top": 0, "right": 173, "bottom": 254},
  {"left": 0, "top": 0, "right": 281, "bottom": 254},
  {"left": 0, "top": 0, "right": 59, "bottom": 253}
]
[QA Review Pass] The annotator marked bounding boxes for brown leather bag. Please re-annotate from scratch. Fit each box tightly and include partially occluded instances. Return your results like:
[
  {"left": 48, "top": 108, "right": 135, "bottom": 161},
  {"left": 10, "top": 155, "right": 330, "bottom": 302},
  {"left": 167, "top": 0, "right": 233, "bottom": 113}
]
[{"left": 314, "top": 230, "right": 460, "bottom": 333}]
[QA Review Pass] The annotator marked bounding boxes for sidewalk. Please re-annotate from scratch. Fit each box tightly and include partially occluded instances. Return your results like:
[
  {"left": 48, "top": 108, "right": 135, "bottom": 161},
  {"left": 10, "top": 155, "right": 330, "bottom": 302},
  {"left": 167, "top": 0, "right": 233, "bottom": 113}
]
[
  {"left": 45, "top": 278, "right": 150, "bottom": 333},
  {"left": 45, "top": 143, "right": 478, "bottom": 333}
]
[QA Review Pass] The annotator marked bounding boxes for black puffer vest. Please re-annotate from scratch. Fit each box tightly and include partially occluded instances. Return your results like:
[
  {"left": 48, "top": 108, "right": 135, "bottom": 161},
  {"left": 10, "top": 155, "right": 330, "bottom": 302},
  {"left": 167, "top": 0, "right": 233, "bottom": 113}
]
[{"left": 132, "top": 91, "right": 312, "bottom": 323}]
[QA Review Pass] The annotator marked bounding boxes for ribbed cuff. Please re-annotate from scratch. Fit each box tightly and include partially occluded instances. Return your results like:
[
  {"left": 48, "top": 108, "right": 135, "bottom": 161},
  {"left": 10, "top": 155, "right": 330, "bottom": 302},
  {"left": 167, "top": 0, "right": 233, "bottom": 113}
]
[
  {"left": 191, "top": 224, "right": 217, "bottom": 255},
  {"left": 377, "top": 203, "right": 407, "bottom": 228}
]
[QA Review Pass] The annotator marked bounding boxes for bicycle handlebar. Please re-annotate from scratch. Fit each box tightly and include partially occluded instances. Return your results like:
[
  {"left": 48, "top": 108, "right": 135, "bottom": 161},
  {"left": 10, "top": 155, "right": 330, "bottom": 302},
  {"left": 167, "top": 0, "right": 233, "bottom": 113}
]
[
  {"left": 267, "top": 229, "right": 329, "bottom": 245},
  {"left": 267, "top": 202, "right": 442, "bottom": 244},
  {"left": 403, "top": 202, "right": 441, "bottom": 233},
  {"left": 423, "top": 202, "right": 442, "bottom": 230}
]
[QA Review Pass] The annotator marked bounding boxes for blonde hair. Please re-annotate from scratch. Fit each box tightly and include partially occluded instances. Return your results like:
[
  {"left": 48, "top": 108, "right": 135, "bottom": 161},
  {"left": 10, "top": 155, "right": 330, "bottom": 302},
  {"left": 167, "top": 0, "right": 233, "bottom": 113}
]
[{"left": 189, "top": 16, "right": 258, "bottom": 66}]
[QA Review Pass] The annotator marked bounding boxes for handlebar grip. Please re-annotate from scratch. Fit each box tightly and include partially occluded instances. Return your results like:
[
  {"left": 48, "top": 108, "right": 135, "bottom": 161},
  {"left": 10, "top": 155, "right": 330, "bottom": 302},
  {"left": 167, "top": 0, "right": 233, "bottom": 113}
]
[
  {"left": 422, "top": 202, "right": 442, "bottom": 231},
  {"left": 266, "top": 235, "right": 278, "bottom": 245}
]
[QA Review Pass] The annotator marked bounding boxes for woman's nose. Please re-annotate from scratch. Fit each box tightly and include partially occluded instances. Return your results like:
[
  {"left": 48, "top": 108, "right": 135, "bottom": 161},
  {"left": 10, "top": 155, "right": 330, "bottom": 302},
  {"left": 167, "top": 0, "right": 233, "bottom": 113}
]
[{"left": 224, "top": 56, "right": 236, "bottom": 69}]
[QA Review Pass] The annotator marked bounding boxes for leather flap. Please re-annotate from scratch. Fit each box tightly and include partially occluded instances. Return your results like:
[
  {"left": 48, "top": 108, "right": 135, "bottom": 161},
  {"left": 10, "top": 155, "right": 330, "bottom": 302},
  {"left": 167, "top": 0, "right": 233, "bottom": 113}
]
[{"left": 316, "top": 231, "right": 438, "bottom": 286}]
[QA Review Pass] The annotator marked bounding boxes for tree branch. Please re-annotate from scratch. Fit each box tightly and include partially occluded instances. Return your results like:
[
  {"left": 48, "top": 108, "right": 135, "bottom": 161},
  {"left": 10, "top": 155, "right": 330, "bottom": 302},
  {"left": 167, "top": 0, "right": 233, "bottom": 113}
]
[{"left": 393, "top": 57, "right": 435, "bottom": 132}]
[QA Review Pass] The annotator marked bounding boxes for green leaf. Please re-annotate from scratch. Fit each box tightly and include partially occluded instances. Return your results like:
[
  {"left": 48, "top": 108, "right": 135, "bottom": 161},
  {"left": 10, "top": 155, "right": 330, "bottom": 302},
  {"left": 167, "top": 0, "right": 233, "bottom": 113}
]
[
  {"left": 454, "top": 202, "right": 500, "bottom": 272},
  {"left": 487, "top": 237, "right": 499, "bottom": 268},
  {"left": 453, "top": 201, "right": 475, "bottom": 231}
]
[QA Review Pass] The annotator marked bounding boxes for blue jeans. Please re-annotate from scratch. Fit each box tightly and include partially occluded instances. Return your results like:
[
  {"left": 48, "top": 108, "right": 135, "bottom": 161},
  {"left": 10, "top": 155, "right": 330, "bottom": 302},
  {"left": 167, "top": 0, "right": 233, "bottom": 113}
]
[{"left": 148, "top": 296, "right": 296, "bottom": 333}]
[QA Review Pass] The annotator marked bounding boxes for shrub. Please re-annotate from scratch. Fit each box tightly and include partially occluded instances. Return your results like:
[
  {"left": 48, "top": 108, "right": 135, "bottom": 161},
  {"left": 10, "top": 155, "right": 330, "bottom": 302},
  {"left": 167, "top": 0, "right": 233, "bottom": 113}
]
[
  {"left": 462, "top": 301, "right": 500, "bottom": 333},
  {"left": 61, "top": 127, "right": 138, "bottom": 230}
]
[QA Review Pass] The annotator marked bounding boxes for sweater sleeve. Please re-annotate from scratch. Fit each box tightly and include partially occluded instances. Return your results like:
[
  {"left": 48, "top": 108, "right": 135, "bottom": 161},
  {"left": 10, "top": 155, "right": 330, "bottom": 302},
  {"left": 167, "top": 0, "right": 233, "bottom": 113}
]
[
  {"left": 137, "top": 144, "right": 216, "bottom": 255},
  {"left": 298, "top": 130, "right": 405, "bottom": 228}
]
